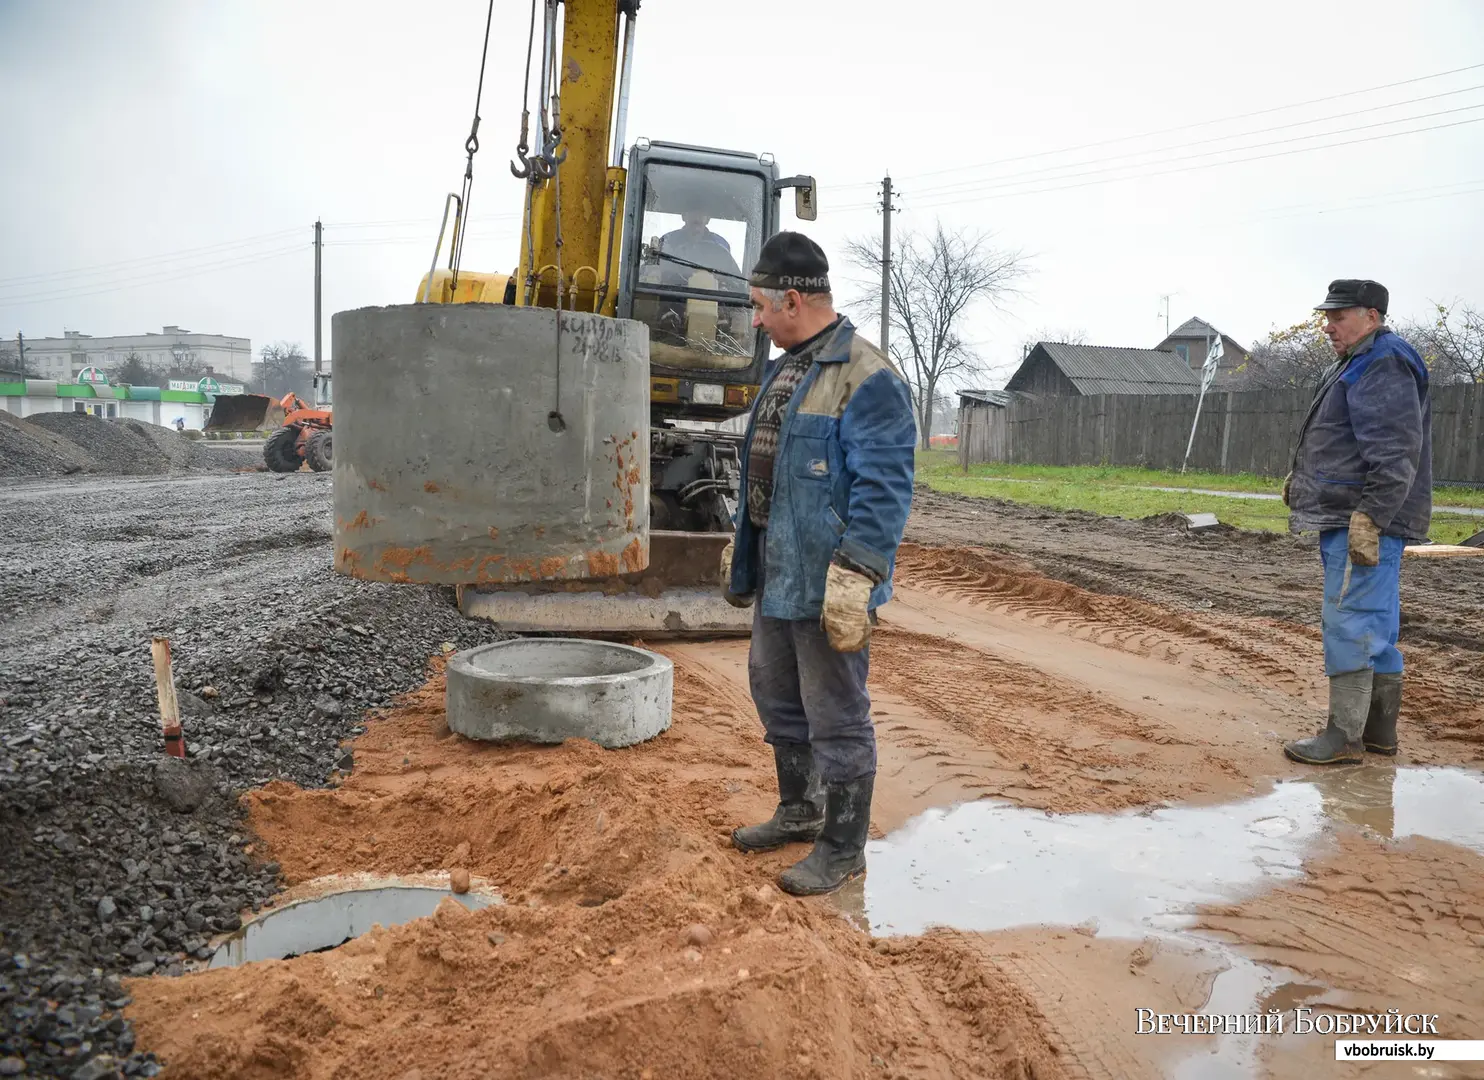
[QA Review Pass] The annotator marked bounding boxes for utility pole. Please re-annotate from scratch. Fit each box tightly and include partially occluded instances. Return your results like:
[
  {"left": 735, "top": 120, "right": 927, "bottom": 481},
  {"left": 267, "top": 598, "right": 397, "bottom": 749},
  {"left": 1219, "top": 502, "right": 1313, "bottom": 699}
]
[
  {"left": 313, "top": 220, "right": 323, "bottom": 375},
  {"left": 879, "top": 174, "right": 894, "bottom": 354},
  {"left": 16, "top": 332, "right": 25, "bottom": 375},
  {"left": 1158, "top": 293, "right": 1173, "bottom": 338}
]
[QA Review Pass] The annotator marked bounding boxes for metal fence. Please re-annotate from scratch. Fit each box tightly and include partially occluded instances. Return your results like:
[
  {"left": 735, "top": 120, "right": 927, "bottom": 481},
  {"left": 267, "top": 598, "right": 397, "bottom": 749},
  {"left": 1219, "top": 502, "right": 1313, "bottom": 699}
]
[{"left": 958, "top": 384, "right": 1484, "bottom": 482}]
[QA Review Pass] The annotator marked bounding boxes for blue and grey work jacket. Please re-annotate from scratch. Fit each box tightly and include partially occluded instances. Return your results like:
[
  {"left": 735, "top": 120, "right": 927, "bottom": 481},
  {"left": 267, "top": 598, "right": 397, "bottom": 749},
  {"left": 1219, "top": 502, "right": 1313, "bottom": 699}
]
[
  {"left": 728, "top": 317, "right": 917, "bottom": 620},
  {"left": 1287, "top": 327, "right": 1432, "bottom": 542}
]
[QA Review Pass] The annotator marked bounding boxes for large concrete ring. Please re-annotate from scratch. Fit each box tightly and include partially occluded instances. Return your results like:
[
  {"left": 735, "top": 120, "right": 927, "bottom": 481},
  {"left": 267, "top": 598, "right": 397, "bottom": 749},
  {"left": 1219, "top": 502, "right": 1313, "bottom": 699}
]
[{"left": 446, "top": 639, "right": 673, "bottom": 749}]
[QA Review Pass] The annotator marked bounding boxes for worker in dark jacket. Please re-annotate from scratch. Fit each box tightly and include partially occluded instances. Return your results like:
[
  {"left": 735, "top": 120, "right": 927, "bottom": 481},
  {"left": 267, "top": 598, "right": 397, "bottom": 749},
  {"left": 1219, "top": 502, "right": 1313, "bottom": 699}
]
[
  {"left": 1283, "top": 279, "right": 1432, "bottom": 765},
  {"left": 720, "top": 232, "right": 916, "bottom": 896}
]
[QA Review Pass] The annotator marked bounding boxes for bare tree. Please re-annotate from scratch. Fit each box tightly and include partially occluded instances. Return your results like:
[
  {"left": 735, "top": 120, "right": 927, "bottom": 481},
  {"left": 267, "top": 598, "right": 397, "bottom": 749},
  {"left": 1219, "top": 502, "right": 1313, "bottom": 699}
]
[
  {"left": 1397, "top": 302, "right": 1483, "bottom": 384},
  {"left": 1017, "top": 327, "right": 1087, "bottom": 362},
  {"left": 254, "top": 342, "right": 311, "bottom": 399},
  {"left": 1229, "top": 315, "right": 1336, "bottom": 393},
  {"left": 847, "top": 222, "right": 1029, "bottom": 449}
]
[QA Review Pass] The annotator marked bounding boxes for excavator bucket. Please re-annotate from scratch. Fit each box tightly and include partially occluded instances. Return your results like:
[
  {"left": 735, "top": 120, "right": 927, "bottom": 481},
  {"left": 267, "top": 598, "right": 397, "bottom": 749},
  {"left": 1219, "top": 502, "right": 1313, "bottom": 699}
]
[
  {"left": 457, "top": 531, "right": 751, "bottom": 636},
  {"left": 205, "top": 394, "right": 285, "bottom": 433}
]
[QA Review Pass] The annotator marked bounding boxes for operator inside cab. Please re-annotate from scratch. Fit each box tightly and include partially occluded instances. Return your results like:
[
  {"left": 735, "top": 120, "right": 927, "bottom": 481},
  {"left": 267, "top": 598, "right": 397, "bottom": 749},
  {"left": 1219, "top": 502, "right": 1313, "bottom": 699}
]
[{"left": 657, "top": 209, "right": 744, "bottom": 288}]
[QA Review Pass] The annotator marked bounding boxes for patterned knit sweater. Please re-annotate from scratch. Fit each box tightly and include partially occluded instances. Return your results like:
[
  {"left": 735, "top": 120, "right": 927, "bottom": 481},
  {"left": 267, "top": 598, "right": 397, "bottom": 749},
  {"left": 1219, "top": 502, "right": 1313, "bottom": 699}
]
[{"left": 746, "top": 318, "right": 842, "bottom": 528}]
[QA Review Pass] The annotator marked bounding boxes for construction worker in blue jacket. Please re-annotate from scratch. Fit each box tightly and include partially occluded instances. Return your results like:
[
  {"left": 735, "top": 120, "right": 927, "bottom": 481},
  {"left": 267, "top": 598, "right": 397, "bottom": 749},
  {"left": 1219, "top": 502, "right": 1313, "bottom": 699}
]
[
  {"left": 719, "top": 232, "right": 917, "bottom": 895},
  {"left": 1283, "top": 279, "right": 1432, "bottom": 765}
]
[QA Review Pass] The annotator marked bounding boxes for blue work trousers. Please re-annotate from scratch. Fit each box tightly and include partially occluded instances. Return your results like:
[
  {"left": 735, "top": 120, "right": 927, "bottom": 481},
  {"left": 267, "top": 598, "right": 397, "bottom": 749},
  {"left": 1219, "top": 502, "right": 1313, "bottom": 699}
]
[
  {"left": 1319, "top": 527, "right": 1406, "bottom": 677},
  {"left": 747, "top": 532, "right": 876, "bottom": 783}
]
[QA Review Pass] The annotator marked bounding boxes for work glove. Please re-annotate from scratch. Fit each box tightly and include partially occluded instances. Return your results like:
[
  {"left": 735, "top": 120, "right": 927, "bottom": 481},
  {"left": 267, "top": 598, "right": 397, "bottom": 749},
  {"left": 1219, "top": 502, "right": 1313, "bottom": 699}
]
[
  {"left": 1281, "top": 472, "right": 1292, "bottom": 508},
  {"left": 719, "top": 542, "right": 753, "bottom": 609},
  {"left": 1348, "top": 511, "right": 1381, "bottom": 567},
  {"left": 821, "top": 562, "right": 874, "bottom": 653}
]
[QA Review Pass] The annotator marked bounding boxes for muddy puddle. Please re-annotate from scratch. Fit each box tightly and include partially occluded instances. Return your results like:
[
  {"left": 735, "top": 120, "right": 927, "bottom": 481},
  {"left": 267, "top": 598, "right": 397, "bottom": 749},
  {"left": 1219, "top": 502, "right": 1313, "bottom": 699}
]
[
  {"left": 848, "top": 764, "right": 1484, "bottom": 1078},
  {"left": 854, "top": 764, "right": 1484, "bottom": 938}
]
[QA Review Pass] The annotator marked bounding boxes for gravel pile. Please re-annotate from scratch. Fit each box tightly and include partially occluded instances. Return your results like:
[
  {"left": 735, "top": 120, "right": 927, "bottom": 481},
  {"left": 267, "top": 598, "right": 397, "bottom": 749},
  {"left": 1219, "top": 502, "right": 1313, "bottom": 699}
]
[
  {"left": 124, "top": 426, "right": 260, "bottom": 473},
  {"left": 0, "top": 412, "right": 95, "bottom": 479},
  {"left": 22, "top": 415, "right": 172, "bottom": 477},
  {"left": 0, "top": 472, "right": 510, "bottom": 1077},
  {"left": 1, "top": 415, "right": 262, "bottom": 480}
]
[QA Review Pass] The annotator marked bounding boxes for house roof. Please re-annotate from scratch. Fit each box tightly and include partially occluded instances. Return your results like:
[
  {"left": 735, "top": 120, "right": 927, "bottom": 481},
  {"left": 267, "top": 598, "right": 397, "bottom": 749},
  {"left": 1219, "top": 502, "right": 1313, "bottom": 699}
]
[
  {"left": 1011, "top": 342, "right": 1200, "bottom": 396},
  {"left": 958, "top": 388, "right": 1010, "bottom": 407},
  {"left": 1160, "top": 316, "right": 1249, "bottom": 356},
  {"left": 1168, "top": 316, "right": 1218, "bottom": 339}
]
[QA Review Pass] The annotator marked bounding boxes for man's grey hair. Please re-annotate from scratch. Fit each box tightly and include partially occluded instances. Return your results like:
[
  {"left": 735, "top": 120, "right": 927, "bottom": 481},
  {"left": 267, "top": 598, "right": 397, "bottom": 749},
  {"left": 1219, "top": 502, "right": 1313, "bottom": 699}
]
[{"left": 757, "top": 287, "right": 833, "bottom": 311}]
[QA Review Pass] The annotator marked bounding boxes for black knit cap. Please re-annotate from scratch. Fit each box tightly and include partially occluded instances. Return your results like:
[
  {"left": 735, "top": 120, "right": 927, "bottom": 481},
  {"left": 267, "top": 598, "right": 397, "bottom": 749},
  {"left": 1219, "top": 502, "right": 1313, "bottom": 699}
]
[
  {"left": 1315, "top": 278, "right": 1389, "bottom": 316},
  {"left": 749, "top": 231, "right": 831, "bottom": 293}
]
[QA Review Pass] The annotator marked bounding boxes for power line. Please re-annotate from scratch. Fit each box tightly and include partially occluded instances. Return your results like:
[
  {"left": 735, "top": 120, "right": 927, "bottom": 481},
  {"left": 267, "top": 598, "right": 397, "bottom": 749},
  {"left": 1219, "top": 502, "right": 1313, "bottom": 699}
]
[
  {"left": 900, "top": 114, "right": 1484, "bottom": 212},
  {"left": 902, "top": 86, "right": 1484, "bottom": 200},
  {"left": 324, "top": 212, "right": 521, "bottom": 229},
  {"left": 0, "top": 245, "right": 307, "bottom": 308},
  {"left": 889, "top": 61, "right": 1484, "bottom": 186},
  {"left": 828, "top": 65, "right": 1484, "bottom": 195},
  {"left": 0, "top": 227, "right": 304, "bottom": 289}
]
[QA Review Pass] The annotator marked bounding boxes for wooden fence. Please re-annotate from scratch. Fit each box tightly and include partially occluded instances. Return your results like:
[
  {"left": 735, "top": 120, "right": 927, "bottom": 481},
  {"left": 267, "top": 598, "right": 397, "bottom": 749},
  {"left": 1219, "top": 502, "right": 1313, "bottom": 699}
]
[{"left": 958, "top": 383, "right": 1484, "bottom": 482}]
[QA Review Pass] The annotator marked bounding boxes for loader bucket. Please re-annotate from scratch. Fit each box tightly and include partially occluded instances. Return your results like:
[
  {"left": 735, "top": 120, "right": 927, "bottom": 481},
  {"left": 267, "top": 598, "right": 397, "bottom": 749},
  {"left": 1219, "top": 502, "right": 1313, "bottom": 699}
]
[
  {"left": 205, "top": 394, "right": 285, "bottom": 433},
  {"left": 457, "top": 531, "right": 751, "bottom": 637}
]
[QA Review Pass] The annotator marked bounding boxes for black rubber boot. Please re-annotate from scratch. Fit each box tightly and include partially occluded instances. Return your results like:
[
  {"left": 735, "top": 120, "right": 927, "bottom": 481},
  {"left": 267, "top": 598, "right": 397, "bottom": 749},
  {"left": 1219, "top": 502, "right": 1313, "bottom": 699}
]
[
  {"left": 1284, "top": 669, "right": 1371, "bottom": 766},
  {"left": 1363, "top": 672, "right": 1402, "bottom": 755},
  {"left": 777, "top": 773, "right": 874, "bottom": 897},
  {"left": 732, "top": 743, "right": 824, "bottom": 853}
]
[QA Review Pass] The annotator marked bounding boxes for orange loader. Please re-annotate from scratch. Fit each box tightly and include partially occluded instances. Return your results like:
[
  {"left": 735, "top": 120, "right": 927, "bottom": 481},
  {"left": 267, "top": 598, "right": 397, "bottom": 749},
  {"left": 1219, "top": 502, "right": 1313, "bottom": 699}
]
[{"left": 205, "top": 373, "right": 333, "bottom": 473}]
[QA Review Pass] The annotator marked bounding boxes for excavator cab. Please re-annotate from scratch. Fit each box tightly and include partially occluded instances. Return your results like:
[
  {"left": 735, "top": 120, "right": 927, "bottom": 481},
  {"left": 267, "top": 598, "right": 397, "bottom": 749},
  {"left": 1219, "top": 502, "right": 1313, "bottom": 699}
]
[
  {"left": 609, "top": 140, "right": 817, "bottom": 536},
  {"left": 619, "top": 140, "right": 815, "bottom": 424}
]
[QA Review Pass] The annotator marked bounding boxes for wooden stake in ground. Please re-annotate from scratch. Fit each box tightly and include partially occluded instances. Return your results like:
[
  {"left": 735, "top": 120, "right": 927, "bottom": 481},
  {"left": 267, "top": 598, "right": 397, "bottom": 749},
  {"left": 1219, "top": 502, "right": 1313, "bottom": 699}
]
[{"left": 151, "top": 636, "right": 186, "bottom": 758}]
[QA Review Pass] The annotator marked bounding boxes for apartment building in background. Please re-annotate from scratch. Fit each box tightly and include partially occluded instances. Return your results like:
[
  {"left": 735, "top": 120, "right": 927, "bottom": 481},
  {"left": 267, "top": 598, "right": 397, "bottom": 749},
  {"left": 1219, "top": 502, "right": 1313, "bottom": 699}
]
[{"left": 19, "top": 326, "right": 253, "bottom": 383}]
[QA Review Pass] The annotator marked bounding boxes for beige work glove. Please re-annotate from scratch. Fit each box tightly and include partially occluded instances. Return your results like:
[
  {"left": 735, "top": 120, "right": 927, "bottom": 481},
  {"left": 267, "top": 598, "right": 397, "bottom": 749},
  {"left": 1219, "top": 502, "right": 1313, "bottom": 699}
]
[
  {"left": 1348, "top": 511, "right": 1380, "bottom": 567},
  {"left": 1281, "top": 472, "right": 1292, "bottom": 507},
  {"left": 719, "top": 542, "right": 753, "bottom": 609},
  {"left": 821, "top": 562, "right": 873, "bottom": 652}
]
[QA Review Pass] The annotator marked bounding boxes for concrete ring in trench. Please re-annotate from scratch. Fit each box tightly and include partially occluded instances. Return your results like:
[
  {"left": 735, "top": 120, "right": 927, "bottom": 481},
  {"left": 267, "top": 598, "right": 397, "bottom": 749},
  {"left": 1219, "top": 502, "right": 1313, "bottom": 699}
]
[
  {"left": 205, "top": 873, "right": 503, "bottom": 969},
  {"left": 446, "top": 638, "right": 673, "bottom": 748}
]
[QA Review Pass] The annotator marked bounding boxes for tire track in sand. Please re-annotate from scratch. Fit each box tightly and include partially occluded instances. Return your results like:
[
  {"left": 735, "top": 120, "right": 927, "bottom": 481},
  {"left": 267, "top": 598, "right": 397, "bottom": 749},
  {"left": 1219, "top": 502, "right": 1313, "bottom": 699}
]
[{"left": 892, "top": 544, "right": 1483, "bottom": 764}]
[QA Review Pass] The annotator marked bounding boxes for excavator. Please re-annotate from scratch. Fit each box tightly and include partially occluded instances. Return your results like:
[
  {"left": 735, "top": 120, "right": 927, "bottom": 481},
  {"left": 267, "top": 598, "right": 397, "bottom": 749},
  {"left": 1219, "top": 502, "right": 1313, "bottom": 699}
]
[{"left": 416, "top": 0, "right": 816, "bottom": 633}]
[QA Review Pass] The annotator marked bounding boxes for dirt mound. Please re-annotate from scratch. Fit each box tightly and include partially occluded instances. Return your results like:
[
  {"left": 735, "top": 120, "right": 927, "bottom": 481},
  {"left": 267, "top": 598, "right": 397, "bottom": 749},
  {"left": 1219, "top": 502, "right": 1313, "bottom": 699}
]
[
  {"left": 0, "top": 408, "right": 96, "bottom": 477},
  {"left": 1, "top": 412, "right": 264, "bottom": 477},
  {"left": 26, "top": 411, "right": 175, "bottom": 474},
  {"left": 129, "top": 890, "right": 1058, "bottom": 1080},
  {"left": 124, "top": 662, "right": 1068, "bottom": 1080},
  {"left": 129, "top": 422, "right": 264, "bottom": 471}
]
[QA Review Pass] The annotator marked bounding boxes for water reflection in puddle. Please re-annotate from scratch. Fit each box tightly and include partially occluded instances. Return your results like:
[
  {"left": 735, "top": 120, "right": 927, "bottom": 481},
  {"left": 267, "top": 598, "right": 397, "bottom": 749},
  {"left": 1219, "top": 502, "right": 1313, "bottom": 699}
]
[
  {"left": 856, "top": 765, "right": 1484, "bottom": 938},
  {"left": 845, "top": 766, "right": 1484, "bottom": 1079}
]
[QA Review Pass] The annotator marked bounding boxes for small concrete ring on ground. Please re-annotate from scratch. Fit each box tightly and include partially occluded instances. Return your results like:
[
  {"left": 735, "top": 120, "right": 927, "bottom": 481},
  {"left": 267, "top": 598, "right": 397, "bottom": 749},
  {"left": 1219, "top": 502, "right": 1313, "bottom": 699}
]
[{"left": 445, "top": 638, "right": 674, "bottom": 749}]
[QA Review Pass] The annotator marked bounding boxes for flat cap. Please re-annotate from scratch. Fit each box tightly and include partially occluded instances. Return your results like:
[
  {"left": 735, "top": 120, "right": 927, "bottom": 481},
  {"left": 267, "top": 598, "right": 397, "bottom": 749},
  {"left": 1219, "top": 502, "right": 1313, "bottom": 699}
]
[
  {"left": 1315, "top": 279, "right": 1388, "bottom": 316},
  {"left": 749, "top": 231, "right": 831, "bottom": 293}
]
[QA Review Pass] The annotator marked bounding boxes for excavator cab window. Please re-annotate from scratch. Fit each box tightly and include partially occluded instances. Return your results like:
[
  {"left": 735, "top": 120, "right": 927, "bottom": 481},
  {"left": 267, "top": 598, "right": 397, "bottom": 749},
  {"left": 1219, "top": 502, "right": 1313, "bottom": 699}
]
[{"left": 631, "top": 163, "right": 764, "bottom": 374}]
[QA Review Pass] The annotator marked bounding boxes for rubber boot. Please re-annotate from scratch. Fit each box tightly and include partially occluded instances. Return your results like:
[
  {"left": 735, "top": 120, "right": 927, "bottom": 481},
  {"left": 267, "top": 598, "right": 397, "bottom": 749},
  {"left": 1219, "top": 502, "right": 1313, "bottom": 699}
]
[
  {"left": 1283, "top": 669, "right": 1371, "bottom": 766},
  {"left": 1363, "top": 671, "right": 1402, "bottom": 755},
  {"left": 778, "top": 773, "right": 874, "bottom": 897},
  {"left": 732, "top": 743, "right": 825, "bottom": 853}
]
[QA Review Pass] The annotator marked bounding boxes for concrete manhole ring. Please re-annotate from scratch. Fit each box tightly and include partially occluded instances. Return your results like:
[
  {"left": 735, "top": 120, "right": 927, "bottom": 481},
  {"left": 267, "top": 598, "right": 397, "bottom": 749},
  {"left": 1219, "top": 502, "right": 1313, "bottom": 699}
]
[
  {"left": 446, "top": 638, "right": 673, "bottom": 748},
  {"left": 205, "top": 875, "right": 502, "bottom": 969}
]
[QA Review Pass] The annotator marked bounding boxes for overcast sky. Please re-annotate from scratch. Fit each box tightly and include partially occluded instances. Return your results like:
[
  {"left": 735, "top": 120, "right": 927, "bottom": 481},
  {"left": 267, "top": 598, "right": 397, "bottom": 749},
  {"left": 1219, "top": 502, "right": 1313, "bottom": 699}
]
[{"left": 2, "top": 0, "right": 1481, "bottom": 387}]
